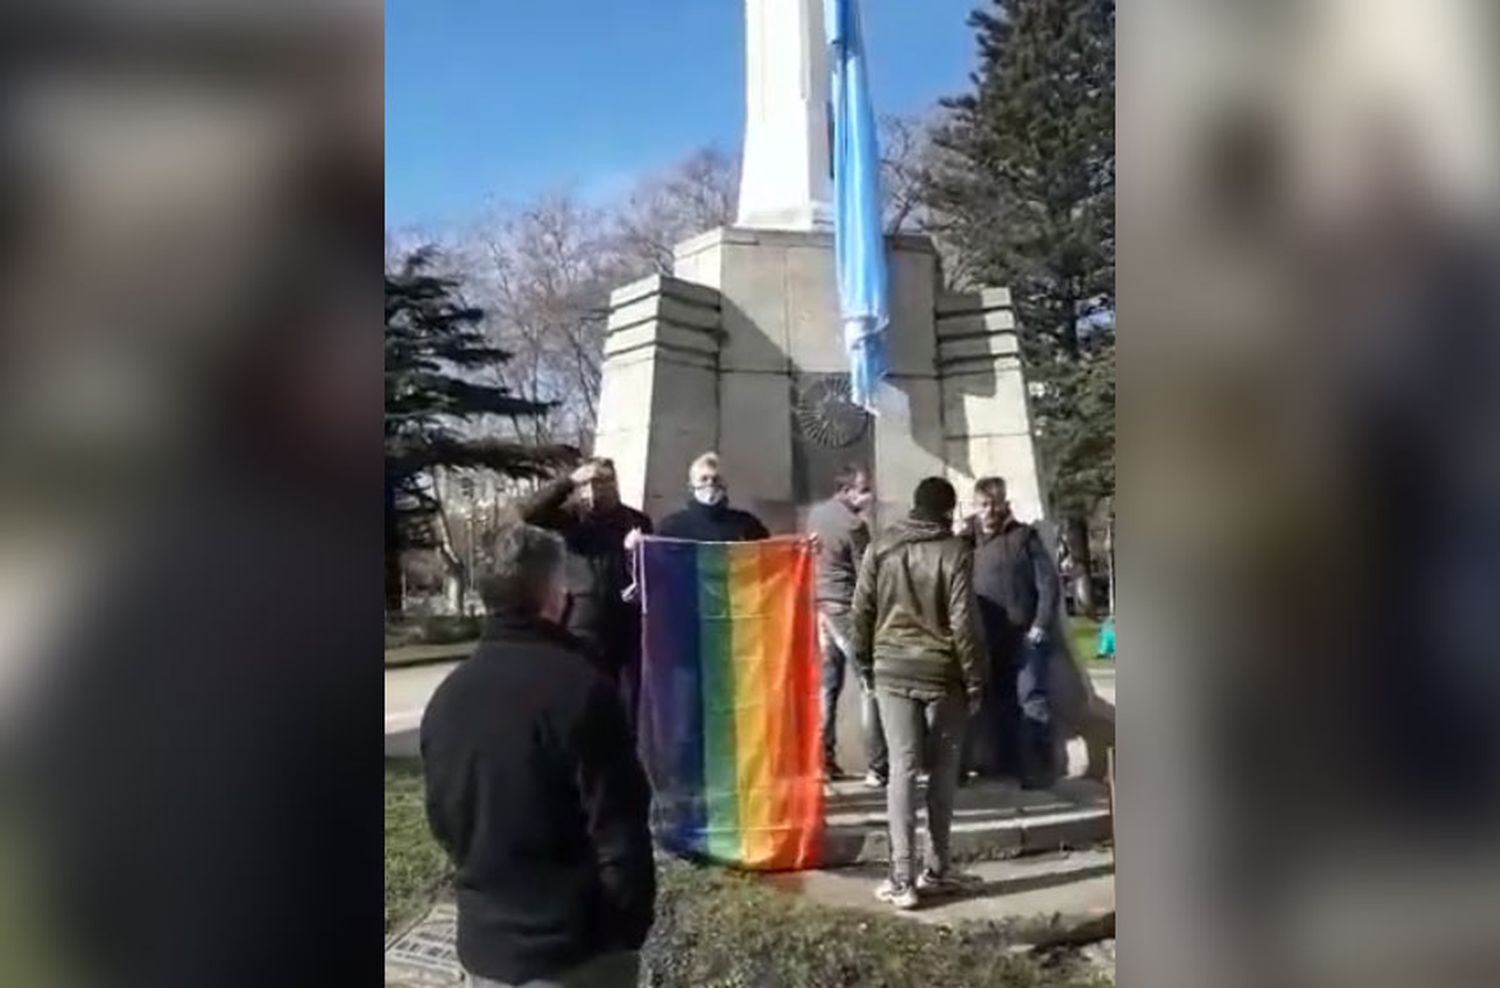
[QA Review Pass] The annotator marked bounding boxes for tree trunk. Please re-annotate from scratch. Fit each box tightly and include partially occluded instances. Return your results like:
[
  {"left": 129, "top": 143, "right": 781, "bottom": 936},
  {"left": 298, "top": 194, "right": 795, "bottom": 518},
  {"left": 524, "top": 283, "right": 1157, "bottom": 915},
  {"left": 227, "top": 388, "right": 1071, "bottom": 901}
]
[
  {"left": 432, "top": 485, "right": 467, "bottom": 615},
  {"left": 384, "top": 475, "right": 404, "bottom": 614},
  {"left": 1066, "top": 514, "right": 1097, "bottom": 618}
]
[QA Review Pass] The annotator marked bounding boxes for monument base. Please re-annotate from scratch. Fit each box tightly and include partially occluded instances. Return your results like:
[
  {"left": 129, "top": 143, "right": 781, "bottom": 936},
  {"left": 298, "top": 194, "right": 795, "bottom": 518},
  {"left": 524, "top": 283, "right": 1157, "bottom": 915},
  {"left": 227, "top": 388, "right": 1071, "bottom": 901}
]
[{"left": 594, "top": 227, "right": 1044, "bottom": 773}]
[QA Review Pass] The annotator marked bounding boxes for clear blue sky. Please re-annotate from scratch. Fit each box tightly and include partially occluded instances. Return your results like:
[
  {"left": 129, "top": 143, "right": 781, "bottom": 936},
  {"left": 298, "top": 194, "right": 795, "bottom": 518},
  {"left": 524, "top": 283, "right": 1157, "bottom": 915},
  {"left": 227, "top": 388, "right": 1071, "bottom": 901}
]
[{"left": 386, "top": 0, "right": 985, "bottom": 229}]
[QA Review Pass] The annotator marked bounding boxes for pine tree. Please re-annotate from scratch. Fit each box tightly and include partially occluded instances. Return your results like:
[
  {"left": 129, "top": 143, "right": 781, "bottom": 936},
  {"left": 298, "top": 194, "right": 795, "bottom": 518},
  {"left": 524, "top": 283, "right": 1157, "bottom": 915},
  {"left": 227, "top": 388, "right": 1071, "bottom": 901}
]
[
  {"left": 928, "top": 0, "right": 1115, "bottom": 613},
  {"left": 384, "top": 247, "right": 574, "bottom": 611}
]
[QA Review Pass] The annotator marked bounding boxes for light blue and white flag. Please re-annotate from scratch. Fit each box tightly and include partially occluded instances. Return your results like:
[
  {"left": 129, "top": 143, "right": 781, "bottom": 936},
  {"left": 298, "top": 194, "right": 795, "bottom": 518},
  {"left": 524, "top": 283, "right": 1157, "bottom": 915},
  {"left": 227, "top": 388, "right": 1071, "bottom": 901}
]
[{"left": 826, "top": 0, "right": 889, "bottom": 411}]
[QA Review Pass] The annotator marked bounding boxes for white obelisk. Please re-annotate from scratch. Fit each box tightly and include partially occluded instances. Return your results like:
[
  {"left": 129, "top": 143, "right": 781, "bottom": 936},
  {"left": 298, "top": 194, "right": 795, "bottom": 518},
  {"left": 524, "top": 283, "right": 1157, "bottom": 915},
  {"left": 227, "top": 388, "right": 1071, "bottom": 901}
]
[{"left": 736, "top": 0, "right": 833, "bottom": 231}]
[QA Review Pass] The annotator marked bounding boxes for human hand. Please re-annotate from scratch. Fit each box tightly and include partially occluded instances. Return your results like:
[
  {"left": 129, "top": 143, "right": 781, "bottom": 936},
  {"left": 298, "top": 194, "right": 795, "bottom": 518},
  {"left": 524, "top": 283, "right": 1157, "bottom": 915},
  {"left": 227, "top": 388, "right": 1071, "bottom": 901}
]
[
  {"left": 1025, "top": 625, "right": 1047, "bottom": 646},
  {"left": 570, "top": 462, "right": 598, "bottom": 486},
  {"left": 807, "top": 532, "right": 823, "bottom": 553},
  {"left": 966, "top": 690, "right": 984, "bottom": 717},
  {"left": 623, "top": 527, "right": 643, "bottom": 552},
  {"left": 621, "top": 582, "right": 640, "bottom": 604}
]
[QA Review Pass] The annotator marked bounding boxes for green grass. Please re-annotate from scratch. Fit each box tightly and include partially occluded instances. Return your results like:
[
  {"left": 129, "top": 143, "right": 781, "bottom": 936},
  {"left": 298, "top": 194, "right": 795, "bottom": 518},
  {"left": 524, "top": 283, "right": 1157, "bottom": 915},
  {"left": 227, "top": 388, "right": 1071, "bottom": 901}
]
[
  {"left": 385, "top": 760, "right": 453, "bottom": 935},
  {"left": 1066, "top": 617, "right": 1111, "bottom": 664},
  {"left": 645, "top": 860, "right": 1109, "bottom": 987},
  {"left": 385, "top": 762, "right": 1111, "bottom": 985},
  {"left": 0, "top": 803, "right": 74, "bottom": 986}
]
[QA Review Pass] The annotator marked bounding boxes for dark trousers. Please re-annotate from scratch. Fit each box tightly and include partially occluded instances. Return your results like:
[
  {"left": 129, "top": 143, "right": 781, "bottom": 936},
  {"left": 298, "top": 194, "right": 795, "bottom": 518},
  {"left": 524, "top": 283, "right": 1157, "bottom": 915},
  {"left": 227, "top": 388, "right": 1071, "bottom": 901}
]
[
  {"left": 967, "top": 631, "right": 1055, "bottom": 782},
  {"left": 1014, "top": 637, "right": 1055, "bottom": 784},
  {"left": 579, "top": 634, "right": 641, "bottom": 742},
  {"left": 619, "top": 655, "right": 641, "bottom": 741},
  {"left": 819, "top": 606, "right": 888, "bottom": 776}
]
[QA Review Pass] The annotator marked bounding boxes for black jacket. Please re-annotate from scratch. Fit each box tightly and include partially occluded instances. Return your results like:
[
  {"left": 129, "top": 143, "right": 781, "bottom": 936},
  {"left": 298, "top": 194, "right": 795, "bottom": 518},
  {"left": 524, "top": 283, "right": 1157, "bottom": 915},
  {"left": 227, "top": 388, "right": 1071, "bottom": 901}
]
[
  {"left": 518, "top": 478, "right": 652, "bottom": 675},
  {"left": 420, "top": 615, "right": 656, "bottom": 984},
  {"left": 658, "top": 500, "right": 769, "bottom": 542},
  {"left": 964, "top": 516, "right": 1060, "bottom": 643}
]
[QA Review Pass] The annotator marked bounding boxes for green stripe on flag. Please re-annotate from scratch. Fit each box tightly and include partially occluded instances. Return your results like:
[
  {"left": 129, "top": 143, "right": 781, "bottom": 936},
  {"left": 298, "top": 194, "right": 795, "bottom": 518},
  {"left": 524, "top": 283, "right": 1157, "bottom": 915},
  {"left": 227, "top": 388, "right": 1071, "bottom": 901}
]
[{"left": 697, "top": 542, "right": 740, "bottom": 861}]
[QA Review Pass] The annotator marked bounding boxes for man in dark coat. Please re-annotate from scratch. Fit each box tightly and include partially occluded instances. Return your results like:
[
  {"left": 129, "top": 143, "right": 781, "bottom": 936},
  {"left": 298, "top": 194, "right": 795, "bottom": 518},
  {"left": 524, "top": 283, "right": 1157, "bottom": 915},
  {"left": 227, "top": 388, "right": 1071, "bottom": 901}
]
[
  {"left": 658, "top": 451, "right": 770, "bottom": 542},
  {"left": 519, "top": 457, "right": 651, "bottom": 731},
  {"left": 964, "top": 476, "right": 1061, "bottom": 789},
  {"left": 421, "top": 524, "right": 655, "bottom": 988}
]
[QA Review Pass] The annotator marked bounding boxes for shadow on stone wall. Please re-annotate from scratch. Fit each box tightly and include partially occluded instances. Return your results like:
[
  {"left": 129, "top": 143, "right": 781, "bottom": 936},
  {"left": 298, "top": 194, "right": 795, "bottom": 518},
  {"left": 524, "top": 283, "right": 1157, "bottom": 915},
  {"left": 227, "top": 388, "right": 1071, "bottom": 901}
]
[{"left": 936, "top": 364, "right": 1002, "bottom": 489}]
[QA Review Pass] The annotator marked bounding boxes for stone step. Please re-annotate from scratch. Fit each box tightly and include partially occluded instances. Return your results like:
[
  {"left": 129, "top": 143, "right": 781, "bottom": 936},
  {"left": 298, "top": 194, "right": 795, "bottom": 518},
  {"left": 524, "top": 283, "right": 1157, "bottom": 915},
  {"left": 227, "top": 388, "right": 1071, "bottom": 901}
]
[{"left": 820, "top": 776, "right": 1112, "bottom": 867}]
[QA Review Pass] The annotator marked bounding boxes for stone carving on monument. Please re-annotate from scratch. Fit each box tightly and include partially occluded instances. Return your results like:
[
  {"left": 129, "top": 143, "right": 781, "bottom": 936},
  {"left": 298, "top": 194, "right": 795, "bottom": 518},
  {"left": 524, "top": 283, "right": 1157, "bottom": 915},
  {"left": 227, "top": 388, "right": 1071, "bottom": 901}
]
[
  {"left": 790, "top": 372, "right": 872, "bottom": 508},
  {"left": 592, "top": 0, "right": 1043, "bottom": 537}
]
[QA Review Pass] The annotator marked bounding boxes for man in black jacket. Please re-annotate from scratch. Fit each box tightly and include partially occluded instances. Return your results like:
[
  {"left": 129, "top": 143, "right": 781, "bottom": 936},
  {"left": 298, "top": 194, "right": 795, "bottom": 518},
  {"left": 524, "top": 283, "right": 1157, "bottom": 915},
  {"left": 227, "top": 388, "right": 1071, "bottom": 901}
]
[
  {"left": 964, "top": 476, "right": 1061, "bottom": 789},
  {"left": 421, "top": 524, "right": 655, "bottom": 988},
  {"left": 658, "top": 451, "right": 770, "bottom": 542},
  {"left": 519, "top": 457, "right": 651, "bottom": 731}
]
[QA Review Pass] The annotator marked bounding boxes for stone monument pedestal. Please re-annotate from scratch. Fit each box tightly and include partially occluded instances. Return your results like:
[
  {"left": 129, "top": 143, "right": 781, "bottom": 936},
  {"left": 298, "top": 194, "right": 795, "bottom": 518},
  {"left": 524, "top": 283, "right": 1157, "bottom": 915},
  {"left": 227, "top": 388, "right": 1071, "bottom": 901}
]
[{"left": 595, "top": 226, "right": 1043, "bottom": 534}]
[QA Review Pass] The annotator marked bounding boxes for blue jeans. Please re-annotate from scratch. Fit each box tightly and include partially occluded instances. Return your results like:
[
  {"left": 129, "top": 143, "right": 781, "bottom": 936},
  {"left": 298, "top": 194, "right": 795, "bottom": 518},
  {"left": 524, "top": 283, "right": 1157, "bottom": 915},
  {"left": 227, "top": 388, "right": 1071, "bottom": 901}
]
[
  {"left": 1015, "top": 637, "right": 1055, "bottom": 782},
  {"left": 819, "top": 606, "right": 888, "bottom": 776}
]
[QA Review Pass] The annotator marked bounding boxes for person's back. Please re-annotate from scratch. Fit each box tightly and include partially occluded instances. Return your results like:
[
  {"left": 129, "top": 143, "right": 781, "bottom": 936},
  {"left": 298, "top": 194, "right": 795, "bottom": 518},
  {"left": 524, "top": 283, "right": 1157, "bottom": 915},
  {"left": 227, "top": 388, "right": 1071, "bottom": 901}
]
[
  {"left": 850, "top": 478, "right": 982, "bottom": 911},
  {"left": 852, "top": 519, "right": 982, "bottom": 698},
  {"left": 421, "top": 526, "right": 654, "bottom": 987}
]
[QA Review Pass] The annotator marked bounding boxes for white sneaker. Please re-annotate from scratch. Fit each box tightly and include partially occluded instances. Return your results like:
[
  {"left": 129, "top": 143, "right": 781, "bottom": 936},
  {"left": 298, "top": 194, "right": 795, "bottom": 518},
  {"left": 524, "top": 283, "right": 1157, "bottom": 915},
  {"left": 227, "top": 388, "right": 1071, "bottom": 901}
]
[
  {"left": 863, "top": 771, "right": 887, "bottom": 789},
  {"left": 915, "top": 868, "right": 970, "bottom": 895},
  {"left": 874, "top": 879, "right": 919, "bottom": 910}
]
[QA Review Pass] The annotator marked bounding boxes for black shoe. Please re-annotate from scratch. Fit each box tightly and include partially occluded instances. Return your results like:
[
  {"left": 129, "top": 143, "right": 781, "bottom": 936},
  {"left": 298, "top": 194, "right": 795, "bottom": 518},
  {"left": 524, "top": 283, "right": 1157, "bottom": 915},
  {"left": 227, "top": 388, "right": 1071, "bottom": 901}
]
[{"left": 825, "top": 760, "right": 849, "bottom": 781}]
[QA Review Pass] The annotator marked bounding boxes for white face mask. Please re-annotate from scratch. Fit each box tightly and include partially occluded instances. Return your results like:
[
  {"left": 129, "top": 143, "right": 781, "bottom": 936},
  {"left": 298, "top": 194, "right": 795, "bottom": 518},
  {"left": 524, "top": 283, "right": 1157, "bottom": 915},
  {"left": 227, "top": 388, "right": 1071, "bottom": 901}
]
[{"left": 693, "top": 485, "right": 726, "bottom": 507}]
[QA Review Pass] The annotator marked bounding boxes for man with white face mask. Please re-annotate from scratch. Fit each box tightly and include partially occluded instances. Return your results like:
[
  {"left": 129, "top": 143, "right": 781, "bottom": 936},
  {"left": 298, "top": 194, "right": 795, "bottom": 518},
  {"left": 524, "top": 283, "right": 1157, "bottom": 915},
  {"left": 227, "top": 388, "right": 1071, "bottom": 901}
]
[
  {"left": 658, "top": 451, "right": 771, "bottom": 542},
  {"left": 807, "top": 466, "right": 888, "bottom": 785}
]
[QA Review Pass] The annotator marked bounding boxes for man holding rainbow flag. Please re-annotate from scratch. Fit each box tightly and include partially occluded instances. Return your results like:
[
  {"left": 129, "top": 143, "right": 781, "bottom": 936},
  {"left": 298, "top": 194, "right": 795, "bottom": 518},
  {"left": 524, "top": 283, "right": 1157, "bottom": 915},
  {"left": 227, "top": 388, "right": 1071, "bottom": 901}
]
[{"left": 629, "top": 0, "right": 906, "bottom": 880}]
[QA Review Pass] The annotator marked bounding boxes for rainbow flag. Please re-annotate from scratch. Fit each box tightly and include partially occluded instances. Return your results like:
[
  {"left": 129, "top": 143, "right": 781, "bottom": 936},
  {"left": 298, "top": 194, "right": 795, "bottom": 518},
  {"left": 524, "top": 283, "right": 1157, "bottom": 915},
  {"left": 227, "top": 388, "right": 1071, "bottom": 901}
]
[{"left": 637, "top": 536, "right": 824, "bottom": 870}]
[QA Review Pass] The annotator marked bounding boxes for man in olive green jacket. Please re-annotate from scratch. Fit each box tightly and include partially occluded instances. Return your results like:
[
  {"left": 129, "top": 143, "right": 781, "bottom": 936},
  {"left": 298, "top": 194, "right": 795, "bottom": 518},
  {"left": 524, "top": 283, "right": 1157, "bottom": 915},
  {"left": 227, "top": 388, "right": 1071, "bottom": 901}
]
[{"left": 850, "top": 477, "right": 984, "bottom": 909}]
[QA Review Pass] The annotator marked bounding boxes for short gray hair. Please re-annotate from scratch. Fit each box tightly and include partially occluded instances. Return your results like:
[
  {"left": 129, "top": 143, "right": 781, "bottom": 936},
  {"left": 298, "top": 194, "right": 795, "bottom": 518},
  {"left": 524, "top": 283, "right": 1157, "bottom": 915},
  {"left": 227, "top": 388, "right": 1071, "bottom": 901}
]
[
  {"left": 479, "top": 523, "right": 565, "bottom": 615},
  {"left": 689, "top": 451, "right": 720, "bottom": 477}
]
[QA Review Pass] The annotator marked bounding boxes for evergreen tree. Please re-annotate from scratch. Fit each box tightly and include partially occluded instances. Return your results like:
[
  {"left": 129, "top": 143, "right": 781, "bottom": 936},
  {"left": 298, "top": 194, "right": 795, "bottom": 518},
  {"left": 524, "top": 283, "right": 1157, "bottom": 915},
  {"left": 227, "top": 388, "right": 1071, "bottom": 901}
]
[
  {"left": 384, "top": 247, "right": 573, "bottom": 611},
  {"left": 928, "top": 0, "right": 1115, "bottom": 612}
]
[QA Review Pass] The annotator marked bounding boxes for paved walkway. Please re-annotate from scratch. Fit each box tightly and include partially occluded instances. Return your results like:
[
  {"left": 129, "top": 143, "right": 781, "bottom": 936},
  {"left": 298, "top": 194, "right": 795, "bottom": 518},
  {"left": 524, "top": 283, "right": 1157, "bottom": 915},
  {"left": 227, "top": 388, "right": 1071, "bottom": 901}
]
[
  {"left": 385, "top": 655, "right": 1115, "bottom": 761},
  {"left": 764, "top": 846, "right": 1115, "bottom": 926},
  {"left": 1090, "top": 665, "right": 1115, "bottom": 704},
  {"left": 385, "top": 659, "right": 463, "bottom": 757}
]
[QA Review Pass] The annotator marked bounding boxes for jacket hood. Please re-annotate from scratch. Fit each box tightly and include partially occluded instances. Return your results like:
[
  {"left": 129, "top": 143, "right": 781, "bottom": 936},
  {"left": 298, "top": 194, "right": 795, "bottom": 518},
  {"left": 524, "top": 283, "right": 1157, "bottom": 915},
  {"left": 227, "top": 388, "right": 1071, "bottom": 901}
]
[{"left": 881, "top": 515, "right": 952, "bottom": 550}]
